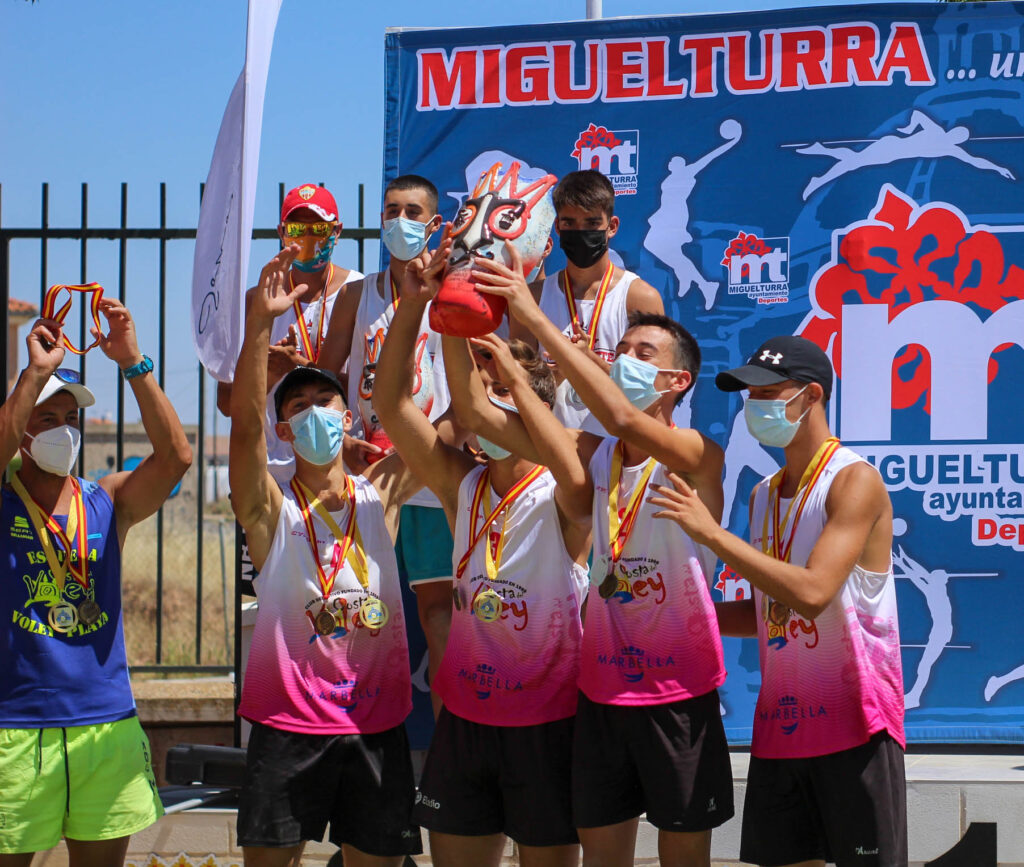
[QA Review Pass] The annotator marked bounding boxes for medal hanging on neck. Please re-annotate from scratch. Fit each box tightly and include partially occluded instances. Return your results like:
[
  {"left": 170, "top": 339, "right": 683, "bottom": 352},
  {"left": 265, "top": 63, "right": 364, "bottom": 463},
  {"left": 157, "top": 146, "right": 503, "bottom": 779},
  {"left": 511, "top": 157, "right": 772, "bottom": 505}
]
[
  {"left": 41, "top": 283, "right": 105, "bottom": 355},
  {"left": 759, "top": 437, "right": 841, "bottom": 623},
  {"left": 600, "top": 440, "right": 657, "bottom": 600},
  {"left": 291, "top": 474, "right": 387, "bottom": 636},
  {"left": 454, "top": 465, "right": 545, "bottom": 622},
  {"left": 561, "top": 261, "right": 614, "bottom": 350},
  {"left": 11, "top": 474, "right": 95, "bottom": 633},
  {"left": 388, "top": 270, "right": 401, "bottom": 310},
  {"left": 290, "top": 263, "right": 334, "bottom": 363}
]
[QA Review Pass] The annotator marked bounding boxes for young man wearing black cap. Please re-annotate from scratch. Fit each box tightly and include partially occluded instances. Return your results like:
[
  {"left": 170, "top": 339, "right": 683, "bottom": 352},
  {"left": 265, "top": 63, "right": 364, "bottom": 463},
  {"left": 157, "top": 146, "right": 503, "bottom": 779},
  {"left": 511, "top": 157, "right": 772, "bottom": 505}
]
[
  {"left": 0, "top": 300, "right": 191, "bottom": 864},
  {"left": 649, "top": 334, "right": 907, "bottom": 867},
  {"left": 217, "top": 183, "right": 363, "bottom": 484},
  {"left": 230, "top": 245, "right": 428, "bottom": 866}
]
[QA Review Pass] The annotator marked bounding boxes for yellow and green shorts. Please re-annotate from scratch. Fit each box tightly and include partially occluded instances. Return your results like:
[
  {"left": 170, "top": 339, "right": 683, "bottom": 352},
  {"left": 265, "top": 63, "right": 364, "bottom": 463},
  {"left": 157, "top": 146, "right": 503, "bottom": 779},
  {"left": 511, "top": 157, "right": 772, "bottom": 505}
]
[{"left": 0, "top": 715, "right": 163, "bottom": 854}]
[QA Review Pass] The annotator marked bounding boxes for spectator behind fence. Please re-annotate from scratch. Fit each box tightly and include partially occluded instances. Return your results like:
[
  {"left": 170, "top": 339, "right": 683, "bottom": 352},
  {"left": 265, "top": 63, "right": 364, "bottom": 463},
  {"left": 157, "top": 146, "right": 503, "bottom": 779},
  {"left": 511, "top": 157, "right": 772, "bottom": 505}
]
[{"left": 0, "top": 300, "right": 192, "bottom": 864}]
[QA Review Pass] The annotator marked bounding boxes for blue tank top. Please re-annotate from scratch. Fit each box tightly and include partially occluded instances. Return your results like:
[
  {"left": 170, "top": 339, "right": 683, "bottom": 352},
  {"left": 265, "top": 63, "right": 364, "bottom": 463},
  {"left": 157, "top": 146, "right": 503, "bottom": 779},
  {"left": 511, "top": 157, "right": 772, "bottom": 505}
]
[{"left": 0, "top": 478, "right": 135, "bottom": 727}]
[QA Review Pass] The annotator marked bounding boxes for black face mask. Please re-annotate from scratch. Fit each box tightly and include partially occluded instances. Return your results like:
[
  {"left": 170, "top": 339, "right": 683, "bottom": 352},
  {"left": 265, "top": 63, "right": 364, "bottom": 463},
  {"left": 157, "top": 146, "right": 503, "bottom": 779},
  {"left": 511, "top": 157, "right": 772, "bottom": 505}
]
[{"left": 559, "top": 229, "right": 608, "bottom": 268}]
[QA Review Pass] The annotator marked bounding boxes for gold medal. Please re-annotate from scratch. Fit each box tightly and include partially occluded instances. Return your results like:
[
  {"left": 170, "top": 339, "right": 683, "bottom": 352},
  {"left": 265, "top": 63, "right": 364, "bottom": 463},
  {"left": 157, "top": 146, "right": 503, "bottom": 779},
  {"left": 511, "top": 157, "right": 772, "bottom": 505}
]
[
  {"left": 77, "top": 599, "right": 101, "bottom": 626},
  {"left": 359, "top": 597, "right": 389, "bottom": 629},
  {"left": 314, "top": 609, "right": 337, "bottom": 636},
  {"left": 473, "top": 588, "right": 503, "bottom": 623},
  {"left": 767, "top": 600, "right": 791, "bottom": 627},
  {"left": 599, "top": 572, "right": 618, "bottom": 600},
  {"left": 48, "top": 600, "right": 79, "bottom": 634}
]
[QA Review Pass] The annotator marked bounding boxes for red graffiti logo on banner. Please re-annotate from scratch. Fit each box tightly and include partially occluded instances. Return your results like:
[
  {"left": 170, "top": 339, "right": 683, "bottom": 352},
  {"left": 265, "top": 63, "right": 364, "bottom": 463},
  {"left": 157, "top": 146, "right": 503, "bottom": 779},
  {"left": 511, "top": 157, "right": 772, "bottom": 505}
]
[
  {"left": 721, "top": 232, "right": 772, "bottom": 279},
  {"left": 572, "top": 123, "right": 622, "bottom": 163},
  {"left": 800, "top": 186, "right": 1024, "bottom": 412}
]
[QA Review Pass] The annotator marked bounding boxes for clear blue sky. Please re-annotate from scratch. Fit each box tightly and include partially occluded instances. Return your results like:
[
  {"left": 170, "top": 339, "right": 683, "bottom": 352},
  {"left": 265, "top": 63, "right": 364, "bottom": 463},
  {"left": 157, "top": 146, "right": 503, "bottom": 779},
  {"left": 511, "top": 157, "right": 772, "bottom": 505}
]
[{"left": 1, "top": 0, "right": 912, "bottom": 425}]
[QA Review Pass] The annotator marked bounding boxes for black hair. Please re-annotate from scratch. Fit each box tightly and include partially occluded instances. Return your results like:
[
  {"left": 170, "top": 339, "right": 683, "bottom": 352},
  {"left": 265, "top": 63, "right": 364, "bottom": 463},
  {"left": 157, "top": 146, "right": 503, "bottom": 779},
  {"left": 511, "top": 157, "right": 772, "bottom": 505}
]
[
  {"left": 384, "top": 174, "right": 439, "bottom": 215},
  {"left": 552, "top": 170, "right": 615, "bottom": 219},
  {"left": 626, "top": 311, "right": 701, "bottom": 404}
]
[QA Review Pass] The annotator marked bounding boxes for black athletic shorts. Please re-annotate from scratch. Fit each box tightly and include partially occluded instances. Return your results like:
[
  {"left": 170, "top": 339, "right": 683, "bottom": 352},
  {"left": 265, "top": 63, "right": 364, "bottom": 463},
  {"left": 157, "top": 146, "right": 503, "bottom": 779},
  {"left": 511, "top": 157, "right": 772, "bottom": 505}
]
[
  {"left": 237, "top": 720, "right": 422, "bottom": 856},
  {"left": 740, "top": 730, "right": 907, "bottom": 867},
  {"left": 413, "top": 707, "right": 578, "bottom": 847},
  {"left": 572, "top": 689, "right": 734, "bottom": 831}
]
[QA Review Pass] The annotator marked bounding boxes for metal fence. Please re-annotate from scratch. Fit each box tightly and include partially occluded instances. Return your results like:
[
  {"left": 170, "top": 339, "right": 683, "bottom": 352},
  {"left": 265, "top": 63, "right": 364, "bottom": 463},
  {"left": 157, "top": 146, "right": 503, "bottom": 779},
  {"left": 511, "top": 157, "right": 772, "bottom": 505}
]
[{"left": 0, "top": 181, "right": 379, "bottom": 675}]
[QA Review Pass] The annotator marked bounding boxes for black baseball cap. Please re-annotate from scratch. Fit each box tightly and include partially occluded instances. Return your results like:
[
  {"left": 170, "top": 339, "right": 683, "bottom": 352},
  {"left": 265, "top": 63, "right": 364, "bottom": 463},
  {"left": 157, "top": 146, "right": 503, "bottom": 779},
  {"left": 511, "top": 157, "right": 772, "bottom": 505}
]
[
  {"left": 716, "top": 335, "right": 833, "bottom": 399},
  {"left": 274, "top": 366, "right": 347, "bottom": 420}
]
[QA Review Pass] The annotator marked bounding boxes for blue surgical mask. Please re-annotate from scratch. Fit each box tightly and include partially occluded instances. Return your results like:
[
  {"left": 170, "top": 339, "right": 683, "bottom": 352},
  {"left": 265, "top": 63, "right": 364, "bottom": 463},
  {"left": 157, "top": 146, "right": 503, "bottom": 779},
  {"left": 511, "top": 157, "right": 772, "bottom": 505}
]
[
  {"left": 288, "top": 405, "right": 346, "bottom": 465},
  {"left": 488, "top": 395, "right": 518, "bottom": 414},
  {"left": 477, "top": 435, "right": 512, "bottom": 461},
  {"left": 609, "top": 355, "right": 680, "bottom": 411},
  {"left": 744, "top": 385, "right": 809, "bottom": 448},
  {"left": 382, "top": 216, "right": 432, "bottom": 261}
]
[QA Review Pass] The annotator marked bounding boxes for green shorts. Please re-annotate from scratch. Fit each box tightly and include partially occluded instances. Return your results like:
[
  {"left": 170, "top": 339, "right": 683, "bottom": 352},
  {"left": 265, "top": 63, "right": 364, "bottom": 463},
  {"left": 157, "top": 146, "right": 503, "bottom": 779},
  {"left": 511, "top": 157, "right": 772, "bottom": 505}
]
[
  {"left": 396, "top": 504, "right": 454, "bottom": 585},
  {"left": 0, "top": 715, "right": 163, "bottom": 854}
]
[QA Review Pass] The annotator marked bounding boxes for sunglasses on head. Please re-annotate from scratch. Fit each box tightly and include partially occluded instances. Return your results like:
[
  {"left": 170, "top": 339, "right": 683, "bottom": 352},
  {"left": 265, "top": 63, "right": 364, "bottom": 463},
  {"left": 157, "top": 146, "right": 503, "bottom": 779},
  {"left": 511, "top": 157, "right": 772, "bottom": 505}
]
[
  {"left": 54, "top": 368, "right": 82, "bottom": 384},
  {"left": 282, "top": 221, "right": 336, "bottom": 238}
]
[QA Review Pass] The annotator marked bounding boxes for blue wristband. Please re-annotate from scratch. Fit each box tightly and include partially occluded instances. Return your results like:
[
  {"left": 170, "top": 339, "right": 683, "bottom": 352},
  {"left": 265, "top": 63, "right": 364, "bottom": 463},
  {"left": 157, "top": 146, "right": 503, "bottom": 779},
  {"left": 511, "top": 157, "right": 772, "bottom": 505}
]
[{"left": 122, "top": 355, "right": 154, "bottom": 381}]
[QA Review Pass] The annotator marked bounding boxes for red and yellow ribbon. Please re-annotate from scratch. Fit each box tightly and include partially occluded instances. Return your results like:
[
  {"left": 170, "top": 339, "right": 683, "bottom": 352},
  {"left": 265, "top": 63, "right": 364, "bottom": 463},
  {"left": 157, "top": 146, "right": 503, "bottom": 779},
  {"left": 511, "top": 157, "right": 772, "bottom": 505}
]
[
  {"left": 290, "top": 474, "right": 369, "bottom": 599},
  {"left": 560, "top": 261, "right": 614, "bottom": 350},
  {"left": 389, "top": 270, "right": 400, "bottom": 308},
  {"left": 11, "top": 473, "right": 88, "bottom": 593},
  {"left": 607, "top": 440, "right": 657, "bottom": 564},
  {"left": 290, "top": 263, "right": 334, "bottom": 362},
  {"left": 455, "top": 465, "right": 546, "bottom": 581},
  {"left": 41, "top": 283, "right": 104, "bottom": 355},
  {"left": 761, "top": 437, "right": 841, "bottom": 563}
]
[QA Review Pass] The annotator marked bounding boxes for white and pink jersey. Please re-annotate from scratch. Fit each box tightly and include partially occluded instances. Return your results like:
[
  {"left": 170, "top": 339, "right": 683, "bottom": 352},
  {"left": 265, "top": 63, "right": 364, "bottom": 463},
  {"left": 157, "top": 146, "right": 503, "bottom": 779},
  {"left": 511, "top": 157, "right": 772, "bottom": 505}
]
[
  {"left": 749, "top": 445, "right": 904, "bottom": 759},
  {"left": 579, "top": 439, "right": 725, "bottom": 706},
  {"left": 238, "top": 475, "right": 411, "bottom": 735},
  {"left": 434, "top": 466, "right": 588, "bottom": 726}
]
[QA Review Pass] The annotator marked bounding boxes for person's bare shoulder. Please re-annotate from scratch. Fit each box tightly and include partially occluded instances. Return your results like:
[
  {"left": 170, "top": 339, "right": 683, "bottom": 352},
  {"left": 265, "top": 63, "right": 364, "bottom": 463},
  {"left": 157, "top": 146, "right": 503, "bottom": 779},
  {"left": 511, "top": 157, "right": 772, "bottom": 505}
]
[{"left": 625, "top": 276, "right": 664, "bottom": 315}]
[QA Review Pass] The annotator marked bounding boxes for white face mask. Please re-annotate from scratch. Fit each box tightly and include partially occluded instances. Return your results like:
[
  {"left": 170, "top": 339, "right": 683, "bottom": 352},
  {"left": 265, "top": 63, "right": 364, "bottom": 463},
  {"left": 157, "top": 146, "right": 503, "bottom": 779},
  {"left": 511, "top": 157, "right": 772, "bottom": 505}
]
[{"left": 24, "top": 425, "right": 82, "bottom": 476}]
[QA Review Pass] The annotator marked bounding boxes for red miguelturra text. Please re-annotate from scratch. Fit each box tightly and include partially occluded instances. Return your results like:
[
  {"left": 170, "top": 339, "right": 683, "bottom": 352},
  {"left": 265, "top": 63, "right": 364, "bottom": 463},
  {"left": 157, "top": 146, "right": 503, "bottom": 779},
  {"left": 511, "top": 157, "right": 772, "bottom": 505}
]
[{"left": 416, "top": 22, "right": 934, "bottom": 111}]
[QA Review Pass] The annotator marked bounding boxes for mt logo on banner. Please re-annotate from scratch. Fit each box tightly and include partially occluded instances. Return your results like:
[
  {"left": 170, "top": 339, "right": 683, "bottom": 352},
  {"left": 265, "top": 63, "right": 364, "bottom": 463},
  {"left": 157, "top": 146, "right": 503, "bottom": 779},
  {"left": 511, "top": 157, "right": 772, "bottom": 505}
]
[{"left": 572, "top": 123, "right": 639, "bottom": 195}]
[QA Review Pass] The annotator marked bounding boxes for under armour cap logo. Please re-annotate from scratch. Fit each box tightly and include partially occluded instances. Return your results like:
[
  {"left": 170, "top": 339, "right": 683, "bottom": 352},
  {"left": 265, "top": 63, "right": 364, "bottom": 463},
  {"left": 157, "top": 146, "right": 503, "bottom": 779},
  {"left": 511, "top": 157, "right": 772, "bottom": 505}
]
[{"left": 760, "top": 350, "right": 784, "bottom": 364}]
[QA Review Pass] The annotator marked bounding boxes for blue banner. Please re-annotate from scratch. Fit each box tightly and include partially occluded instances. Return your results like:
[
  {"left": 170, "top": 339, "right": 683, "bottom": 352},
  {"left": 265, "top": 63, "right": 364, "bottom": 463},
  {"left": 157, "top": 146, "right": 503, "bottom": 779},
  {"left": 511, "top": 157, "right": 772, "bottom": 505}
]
[{"left": 385, "top": 2, "right": 1024, "bottom": 744}]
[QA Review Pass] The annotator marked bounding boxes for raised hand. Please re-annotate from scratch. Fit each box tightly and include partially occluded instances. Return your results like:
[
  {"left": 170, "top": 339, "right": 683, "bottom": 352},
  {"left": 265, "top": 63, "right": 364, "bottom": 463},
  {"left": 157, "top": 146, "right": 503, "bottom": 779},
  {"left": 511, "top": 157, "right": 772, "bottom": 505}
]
[
  {"left": 470, "top": 332, "right": 526, "bottom": 390},
  {"left": 568, "top": 320, "right": 612, "bottom": 373},
  {"left": 251, "top": 244, "right": 307, "bottom": 321},
  {"left": 93, "top": 297, "right": 143, "bottom": 368},
  {"left": 471, "top": 243, "right": 538, "bottom": 322},
  {"left": 26, "top": 318, "right": 66, "bottom": 375},
  {"left": 406, "top": 222, "right": 452, "bottom": 300}
]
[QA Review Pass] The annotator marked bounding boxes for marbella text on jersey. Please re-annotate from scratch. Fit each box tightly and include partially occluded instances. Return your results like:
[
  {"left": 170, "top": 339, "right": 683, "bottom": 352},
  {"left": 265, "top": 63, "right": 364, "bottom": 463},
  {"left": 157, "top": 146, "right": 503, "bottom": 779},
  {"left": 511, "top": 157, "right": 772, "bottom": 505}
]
[{"left": 416, "top": 22, "right": 934, "bottom": 111}]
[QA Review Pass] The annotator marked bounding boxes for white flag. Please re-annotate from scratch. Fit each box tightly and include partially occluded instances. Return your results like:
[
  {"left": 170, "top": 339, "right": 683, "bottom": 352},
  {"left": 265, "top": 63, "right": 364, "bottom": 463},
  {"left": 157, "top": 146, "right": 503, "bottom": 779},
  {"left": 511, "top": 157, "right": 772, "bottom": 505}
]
[{"left": 191, "top": 0, "right": 283, "bottom": 382}]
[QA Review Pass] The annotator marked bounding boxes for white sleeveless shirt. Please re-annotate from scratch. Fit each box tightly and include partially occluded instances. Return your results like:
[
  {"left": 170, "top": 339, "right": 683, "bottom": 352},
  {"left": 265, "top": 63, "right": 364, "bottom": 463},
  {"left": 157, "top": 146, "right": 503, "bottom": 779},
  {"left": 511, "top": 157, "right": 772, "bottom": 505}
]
[
  {"left": 238, "top": 474, "right": 411, "bottom": 735},
  {"left": 347, "top": 270, "right": 450, "bottom": 508},
  {"left": 580, "top": 438, "right": 725, "bottom": 705},
  {"left": 748, "top": 445, "right": 904, "bottom": 759},
  {"left": 435, "top": 466, "right": 588, "bottom": 726},
  {"left": 537, "top": 268, "right": 634, "bottom": 436}
]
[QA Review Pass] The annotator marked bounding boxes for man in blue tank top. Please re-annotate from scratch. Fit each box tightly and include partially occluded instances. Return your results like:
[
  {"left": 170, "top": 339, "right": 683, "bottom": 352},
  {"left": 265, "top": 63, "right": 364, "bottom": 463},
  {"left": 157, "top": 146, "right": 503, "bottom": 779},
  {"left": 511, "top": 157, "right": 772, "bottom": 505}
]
[{"left": 0, "top": 299, "right": 192, "bottom": 864}]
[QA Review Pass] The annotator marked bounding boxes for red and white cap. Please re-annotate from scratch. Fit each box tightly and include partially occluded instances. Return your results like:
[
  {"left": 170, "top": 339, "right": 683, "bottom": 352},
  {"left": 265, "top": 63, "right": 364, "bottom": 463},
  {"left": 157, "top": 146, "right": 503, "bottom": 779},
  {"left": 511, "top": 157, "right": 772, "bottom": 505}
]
[{"left": 280, "top": 184, "right": 338, "bottom": 222}]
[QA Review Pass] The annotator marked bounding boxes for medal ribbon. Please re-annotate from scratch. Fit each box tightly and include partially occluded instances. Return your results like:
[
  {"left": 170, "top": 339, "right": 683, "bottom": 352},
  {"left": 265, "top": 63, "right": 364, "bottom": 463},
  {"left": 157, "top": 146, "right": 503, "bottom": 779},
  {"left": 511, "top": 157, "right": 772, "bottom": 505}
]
[
  {"left": 455, "top": 465, "right": 546, "bottom": 581},
  {"left": 290, "top": 474, "right": 370, "bottom": 599},
  {"left": 560, "top": 262, "right": 614, "bottom": 350},
  {"left": 290, "top": 263, "right": 334, "bottom": 363},
  {"left": 760, "top": 437, "right": 841, "bottom": 563},
  {"left": 10, "top": 474, "right": 88, "bottom": 594},
  {"left": 608, "top": 440, "right": 658, "bottom": 564},
  {"left": 41, "top": 283, "right": 104, "bottom": 355},
  {"left": 389, "top": 270, "right": 400, "bottom": 308}
]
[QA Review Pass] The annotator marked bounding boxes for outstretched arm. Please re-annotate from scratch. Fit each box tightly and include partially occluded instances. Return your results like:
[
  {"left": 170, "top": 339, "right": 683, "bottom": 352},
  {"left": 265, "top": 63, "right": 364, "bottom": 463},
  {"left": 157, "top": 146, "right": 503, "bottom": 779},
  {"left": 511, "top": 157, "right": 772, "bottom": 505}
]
[
  {"left": 474, "top": 247, "right": 715, "bottom": 479},
  {"left": 95, "top": 298, "right": 192, "bottom": 539},
  {"left": 229, "top": 246, "right": 306, "bottom": 568},
  {"left": 371, "top": 235, "right": 475, "bottom": 526},
  {"left": 649, "top": 461, "right": 891, "bottom": 620},
  {"left": 0, "top": 318, "right": 66, "bottom": 469}
]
